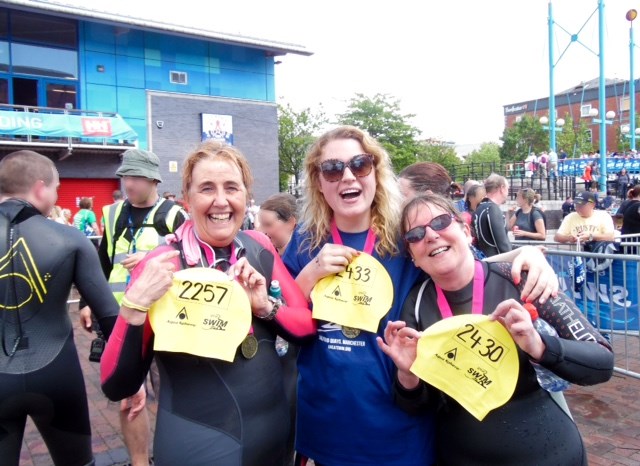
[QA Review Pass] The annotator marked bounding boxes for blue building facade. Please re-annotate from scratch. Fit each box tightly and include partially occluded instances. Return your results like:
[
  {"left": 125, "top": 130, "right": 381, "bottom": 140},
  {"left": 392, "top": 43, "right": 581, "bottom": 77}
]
[{"left": 0, "top": 0, "right": 308, "bottom": 212}]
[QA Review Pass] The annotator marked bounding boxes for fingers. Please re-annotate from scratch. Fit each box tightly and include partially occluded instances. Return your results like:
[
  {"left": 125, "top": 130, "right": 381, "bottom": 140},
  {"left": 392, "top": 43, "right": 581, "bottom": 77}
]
[
  {"left": 490, "top": 299, "right": 523, "bottom": 320},
  {"left": 315, "top": 244, "right": 360, "bottom": 272},
  {"left": 230, "top": 257, "right": 266, "bottom": 290},
  {"left": 79, "top": 306, "right": 93, "bottom": 333}
]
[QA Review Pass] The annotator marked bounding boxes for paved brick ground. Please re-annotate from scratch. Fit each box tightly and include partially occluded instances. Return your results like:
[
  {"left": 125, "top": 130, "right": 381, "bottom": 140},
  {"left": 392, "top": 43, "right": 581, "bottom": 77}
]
[{"left": 18, "top": 301, "right": 640, "bottom": 465}]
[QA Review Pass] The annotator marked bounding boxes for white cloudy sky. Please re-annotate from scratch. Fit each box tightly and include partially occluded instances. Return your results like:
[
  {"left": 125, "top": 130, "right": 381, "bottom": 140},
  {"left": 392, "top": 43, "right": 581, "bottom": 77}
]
[{"left": 60, "top": 0, "right": 635, "bottom": 145}]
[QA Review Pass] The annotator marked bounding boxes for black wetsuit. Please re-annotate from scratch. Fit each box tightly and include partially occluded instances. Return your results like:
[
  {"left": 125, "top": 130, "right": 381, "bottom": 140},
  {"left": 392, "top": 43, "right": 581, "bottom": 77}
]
[
  {"left": 396, "top": 261, "right": 614, "bottom": 466},
  {"left": 101, "top": 229, "right": 315, "bottom": 466},
  {"left": 0, "top": 199, "right": 119, "bottom": 466},
  {"left": 473, "top": 198, "right": 512, "bottom": 257}
]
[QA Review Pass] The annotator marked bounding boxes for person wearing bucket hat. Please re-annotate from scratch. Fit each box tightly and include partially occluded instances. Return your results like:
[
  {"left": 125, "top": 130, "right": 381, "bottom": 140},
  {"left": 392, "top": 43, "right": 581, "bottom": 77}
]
[
  {"left": 378, "top": 193, "right": 613, "bottom": 465},
  {"left": 555, "top": 191, "right": 615, "bottom": 244},
  {"left": 116, "top": 148, "right": 163, "bottom": 182},
  {"left": 79, "top": 147, "right": 188, "bottom": 466}
]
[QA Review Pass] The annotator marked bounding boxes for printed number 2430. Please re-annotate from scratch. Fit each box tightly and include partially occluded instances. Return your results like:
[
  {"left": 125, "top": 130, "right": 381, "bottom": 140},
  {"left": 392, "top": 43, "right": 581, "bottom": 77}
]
[{"left": 455, "top": 323, "right": 505, "bottom": 363}]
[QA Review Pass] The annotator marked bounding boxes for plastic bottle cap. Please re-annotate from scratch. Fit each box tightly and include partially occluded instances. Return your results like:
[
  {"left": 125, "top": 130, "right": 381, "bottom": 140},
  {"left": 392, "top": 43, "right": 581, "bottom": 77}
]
[
  {"left": 271, "top": 280, "right": 280, "bottom": 289},
  {"left": 523, "top": 302, "right": 539, "bottom": 321}
]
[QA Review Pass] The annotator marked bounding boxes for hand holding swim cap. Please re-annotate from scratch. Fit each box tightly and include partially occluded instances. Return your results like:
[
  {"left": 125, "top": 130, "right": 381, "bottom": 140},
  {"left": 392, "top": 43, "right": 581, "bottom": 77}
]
[{"left": 490, "top": 299, "right": 545, "bottom": 360}]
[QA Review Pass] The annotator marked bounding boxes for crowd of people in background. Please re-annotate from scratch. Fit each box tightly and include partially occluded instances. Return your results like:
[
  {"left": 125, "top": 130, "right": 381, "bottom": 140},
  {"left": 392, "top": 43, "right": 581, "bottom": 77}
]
[{"left": 1, "top": 131, "right": 620, "bottom": 466}]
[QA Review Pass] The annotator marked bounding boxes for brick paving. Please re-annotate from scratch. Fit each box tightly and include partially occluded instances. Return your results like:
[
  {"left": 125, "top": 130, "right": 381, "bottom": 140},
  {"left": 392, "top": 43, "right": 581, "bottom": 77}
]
[{"left": 17, "top": 301, "right": 640, "bottom": 465}]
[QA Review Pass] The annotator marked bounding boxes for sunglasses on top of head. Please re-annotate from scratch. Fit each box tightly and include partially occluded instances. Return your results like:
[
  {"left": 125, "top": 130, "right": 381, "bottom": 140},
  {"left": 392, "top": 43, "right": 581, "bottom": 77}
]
[
  {"left": 404, "top": 213, "right": 455, "bottom": 243},
  {"left": 318, "top": 154, "right": 374, "bottom": 182}
]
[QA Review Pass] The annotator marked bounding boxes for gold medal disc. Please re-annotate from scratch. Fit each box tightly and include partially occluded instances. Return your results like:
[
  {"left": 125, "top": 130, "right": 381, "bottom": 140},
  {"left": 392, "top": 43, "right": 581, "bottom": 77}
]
[
  {"left": 241, "top": 334, "right": 258, "bottom": 359},
  {"left": 341, "top": 326, "right": 361, "bottom": 339}
]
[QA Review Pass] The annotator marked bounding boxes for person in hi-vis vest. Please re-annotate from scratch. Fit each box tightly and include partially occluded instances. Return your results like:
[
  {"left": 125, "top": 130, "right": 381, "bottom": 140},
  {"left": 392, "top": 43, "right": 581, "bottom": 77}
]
[{"left": 79, "top": 148, "right": 187, "bottom": 466}]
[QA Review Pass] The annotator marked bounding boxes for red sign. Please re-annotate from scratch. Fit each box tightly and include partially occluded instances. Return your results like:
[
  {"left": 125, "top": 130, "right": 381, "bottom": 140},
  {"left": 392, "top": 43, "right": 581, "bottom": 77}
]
[{"left": 81, "top": 118, "right": 112, "bottom": 136}]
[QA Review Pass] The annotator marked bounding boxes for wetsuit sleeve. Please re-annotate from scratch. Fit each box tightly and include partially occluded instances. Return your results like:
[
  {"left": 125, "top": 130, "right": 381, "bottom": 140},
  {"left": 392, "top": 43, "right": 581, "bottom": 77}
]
[
  {"left": 78, "top": 232, "right": 112, "bottom": 310},
  {"left": 73, "top": 235, "right": 119, "bottom": 338},
  {"left": 100, "top": 251, "right": 162, "bottom": 401},
  {"left": 487, "top": 203, "right": 512, "bottom": 254},
  {"left": 534, "top": 292, "right": 614, "bottom": 386},
  {"left": 391, "top": 280, "right": 438, "bottom": 414},
  {"left": 244, "top": 230, "right": 316, "bottom": 342},
  {"left": 100, "top": 317, "right": 154, "bottom": 401}
]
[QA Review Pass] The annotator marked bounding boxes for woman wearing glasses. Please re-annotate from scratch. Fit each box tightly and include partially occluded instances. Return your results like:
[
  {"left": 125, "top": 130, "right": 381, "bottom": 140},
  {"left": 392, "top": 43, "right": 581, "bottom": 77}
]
[
  {"left": 101, "top": 141, "right": 315, "bottom": 466},
  {"left": 378, "top": 193, "right": 613, "bottom": 465},
  {"left": 283, "top": 126, "right": 559, "bottom": 466}
]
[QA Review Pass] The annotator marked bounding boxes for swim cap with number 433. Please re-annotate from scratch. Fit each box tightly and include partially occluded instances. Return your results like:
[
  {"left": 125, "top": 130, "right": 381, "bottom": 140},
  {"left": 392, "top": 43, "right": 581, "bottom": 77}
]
[
  {"left": 311, "top": 253, "right": 393, "bottom": 332},
  {"left": 411, "top": 314, "right": 519, "bottom": 421}
]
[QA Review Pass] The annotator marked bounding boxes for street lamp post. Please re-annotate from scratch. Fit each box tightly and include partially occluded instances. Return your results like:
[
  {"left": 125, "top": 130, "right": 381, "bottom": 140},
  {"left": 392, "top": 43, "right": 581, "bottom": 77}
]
[
  {"left": 590, "top": 108, "right": 615, "bottom": 193},
  {"left": 628, "top": 9, "right": 638, "bottom": 151}
]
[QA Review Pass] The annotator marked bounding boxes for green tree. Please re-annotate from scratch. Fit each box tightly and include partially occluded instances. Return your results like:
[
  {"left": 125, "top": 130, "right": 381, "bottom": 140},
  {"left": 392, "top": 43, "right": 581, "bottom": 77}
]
[
  {"left": 556, "top": 114, "right": 593, "bottom": 157},
  {"left": 278, "top": 103, "right": 327, "bottom": 192},
  {"left": 464, "top": 142, "right": 501, "bottom": 165},
  {"left": 416, "top": 142, "right": 461, "bottom": 175},
  {"left": 337, "top": 93, "right": 422, "bottom": 172},
  {"left": 499, "top": 115, "right": 547, "bottom": 163}
]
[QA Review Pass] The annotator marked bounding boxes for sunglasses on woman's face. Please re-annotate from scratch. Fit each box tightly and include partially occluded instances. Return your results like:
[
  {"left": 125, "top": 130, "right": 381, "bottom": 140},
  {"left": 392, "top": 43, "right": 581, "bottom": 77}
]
[
  {"left": 318, "top": 154, "right": 374, "bottom": 182},
  {"left": 404, "top": 214, "right": 454, "bottom": 243}
]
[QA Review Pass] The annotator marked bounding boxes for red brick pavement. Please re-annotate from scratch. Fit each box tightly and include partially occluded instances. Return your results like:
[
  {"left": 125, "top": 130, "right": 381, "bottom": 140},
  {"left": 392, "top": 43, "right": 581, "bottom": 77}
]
[{"left": 18, "top": 302, "right": 640, "bottom": 465}]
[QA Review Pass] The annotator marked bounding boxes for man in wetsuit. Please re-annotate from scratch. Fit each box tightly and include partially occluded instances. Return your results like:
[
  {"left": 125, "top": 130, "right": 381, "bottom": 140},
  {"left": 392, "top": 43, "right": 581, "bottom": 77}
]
[
  {"left": 79, "top": 148, "right": 187, "bottom": 466},
  {"left": 0, "top": 150, "right": 119, "bottom": 466}
]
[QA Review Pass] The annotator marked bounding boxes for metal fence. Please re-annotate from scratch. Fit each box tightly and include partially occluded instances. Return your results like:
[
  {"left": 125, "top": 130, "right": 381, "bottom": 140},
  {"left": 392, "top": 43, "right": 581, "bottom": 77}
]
[{"left": 512, "top": 238, "right": 640, "bottom": 379}]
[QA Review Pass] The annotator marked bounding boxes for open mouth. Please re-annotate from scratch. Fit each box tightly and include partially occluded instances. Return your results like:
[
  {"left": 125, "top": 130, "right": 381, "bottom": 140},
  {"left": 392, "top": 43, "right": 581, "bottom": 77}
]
[
  {"left": 340, "top": 188, "right": 361, "bottom": 200},
  {"left": 208, "top": 213, "right": 232, "bottom": 223},
  {"left": 429, "top": 246, "right": 450, "bottom": 257}
]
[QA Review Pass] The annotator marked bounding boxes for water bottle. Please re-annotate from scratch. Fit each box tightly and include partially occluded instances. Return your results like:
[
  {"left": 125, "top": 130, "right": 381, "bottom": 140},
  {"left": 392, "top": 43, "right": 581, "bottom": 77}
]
[
  {"left": 523, "top": 303, "right": 570, "bottom": 392},
  {"left": 269, "top": 280, "right": 282, "bottom": 299},
  {"left": 269, "top": 280, "right": 289, "bottom": 356}
]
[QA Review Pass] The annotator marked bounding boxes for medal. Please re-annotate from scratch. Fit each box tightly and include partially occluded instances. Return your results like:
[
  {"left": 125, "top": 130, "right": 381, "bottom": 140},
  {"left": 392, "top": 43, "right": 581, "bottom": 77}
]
[
  {"left": 341, "top": 326, "right": 361, "bottom": 339},
  {"left": 241, "top": 334, "right": 258, "bottom": 359}
]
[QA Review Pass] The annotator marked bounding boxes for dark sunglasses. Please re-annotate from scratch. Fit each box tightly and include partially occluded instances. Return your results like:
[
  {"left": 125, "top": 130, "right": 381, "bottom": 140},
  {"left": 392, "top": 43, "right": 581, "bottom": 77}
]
[
  {"left": 404, "top": 214, "right": 454, "bottom": 243},
  {"left": 319, "top": 154, "right": 374, "bottom": 182}
]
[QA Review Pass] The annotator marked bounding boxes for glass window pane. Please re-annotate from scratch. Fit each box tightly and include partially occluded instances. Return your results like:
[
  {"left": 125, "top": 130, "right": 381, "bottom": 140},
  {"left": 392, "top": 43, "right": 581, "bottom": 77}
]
[
  {"left": 46, "top": 83, "right": 76, "bottom": 109},
  {"left": 11, "top": 11, "right": 76, "bottom": 48},
  {"left": 0, "top": 78, "right": 8, "bottom": 104},
  {"left": 11, "top": 43, "right": 77, "bottom": 79},
  {"left": 0, "top": 41, "right": 8, "bottom": 73},
  {"left": 0, "top": 9, "right": 8, "bottom": 39}
]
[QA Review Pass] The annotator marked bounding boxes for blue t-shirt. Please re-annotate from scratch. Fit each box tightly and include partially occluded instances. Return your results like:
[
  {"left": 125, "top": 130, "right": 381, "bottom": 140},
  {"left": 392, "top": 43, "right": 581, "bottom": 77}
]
[{"left": 283, "top": 227, "right": 435, "bottom": 466}]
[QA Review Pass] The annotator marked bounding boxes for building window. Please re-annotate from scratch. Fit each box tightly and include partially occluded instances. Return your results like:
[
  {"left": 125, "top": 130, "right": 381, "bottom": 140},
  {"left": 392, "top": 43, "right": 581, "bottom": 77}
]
[
  {"left": 580, "top": 104, "right": 592, "bottom": 117},
  {"left": 11, "top": 43, "right": 78, "bottom": 78},
  {"left": 620, "top": 96, "right": 630, "bottom": 112},
  {"left": 515, "top": 115, "right": 522, "bottom": 123},
  {"left": 585, "top": 128, "right": 593, "bottom": 143},
  {"left": 10, "top": 11, "right": 77, "bottom": 48},
  {"left": 170, "top": 71, "right": 187, "bottom": 85}
]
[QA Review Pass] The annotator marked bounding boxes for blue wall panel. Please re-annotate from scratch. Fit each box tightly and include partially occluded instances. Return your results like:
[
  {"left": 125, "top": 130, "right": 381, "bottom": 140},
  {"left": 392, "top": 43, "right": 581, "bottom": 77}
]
[
  {"left": 117, "top": 87, "right": 146, "bottom": 120},
  {"left": 83, "top": 23, "right": 116, "bottom": 54},
  {"left": 145, "top": 32, "right": 209, "bottom": 66},
  {"left": 116, "top": 29, "right": 144, "bottom": 58},
  {"left": 116, "top": 55, "right": 145, "bottom": 88},
  {"left": 84, "top": 51, "right": 117, "bottom": 86},
  {"left": 84, "top": 83, "right": 117, "bottom": 111}
]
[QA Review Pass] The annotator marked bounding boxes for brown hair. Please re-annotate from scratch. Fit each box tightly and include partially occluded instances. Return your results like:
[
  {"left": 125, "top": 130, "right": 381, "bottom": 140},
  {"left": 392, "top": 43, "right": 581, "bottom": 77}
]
[
  {"left": 78, "top": 197, "right": 93, "bottom": 209},
  {"left": 398, "top": 162, "right": 452, "bottom": 196},
  {"left": 0, "top": 150, "right": 56, "bottom": 196},
  {"left": 260, "top": 193, "right": 298, "bottom": 222},
  {"left": 182, "top": 140, "right": 254, "bottom": 198}
]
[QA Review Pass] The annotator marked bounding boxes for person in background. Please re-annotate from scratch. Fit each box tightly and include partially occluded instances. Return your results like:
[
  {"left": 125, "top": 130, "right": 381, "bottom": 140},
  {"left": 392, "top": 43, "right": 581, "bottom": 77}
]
[
  {"left": 508, "top": 188, "right": 546, "bottom": 241},
  {"left": 101, "top": 141, "right": 314, "bottom": 465},
  {"left": 48, "top": 204, "right": 64, "bottom": 223},
  {"left": 379, "top": 193, "right": 613, "bottom": 465},
  {"left": 73, "top": 196, "right": 100, "bottom": 237},
  {"left": 583, "top": 161, "right": 593, "bottom": 192},
  {"left": 257, "top": 192, "right": 298, "bottom": 256},
  {"left": 113, "top": 189, "right": 124, "bottom": 202},
  {"left": 398, "top": 161, "right": 453, "bottom": 201},
  {"left": 283, "top": 126, "right": 559, "bottom": 466},
  {"left": 561, "top": 196, "right": 575, "bottom": 218},
  {"left": 473, "top": 173, "right": 512, "bottom": 257},
  {"left": 461, "top": 183, "right": 485, "bottom": 227},
  {"left": 80, "top": 148, "right": 188, "bottom": 466},
  {"left": 619, "top": 185, "right": 640, "bottom": 254},
  {"left": 617, "top": 168, "right": 630, "bottom": 200},
  {"left": 162, "top": 191, "right": 176, "bottom": 201},
  {"left": 554, "top": 191, "right": 615, "bottom": 245},
  {"left": 0, "top": 150, "right": 119, "bottom": 466}
]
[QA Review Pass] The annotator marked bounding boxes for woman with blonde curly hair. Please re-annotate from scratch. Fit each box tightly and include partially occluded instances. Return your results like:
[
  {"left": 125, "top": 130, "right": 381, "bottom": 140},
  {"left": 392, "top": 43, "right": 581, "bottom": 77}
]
[{"left": 283, "top": 126, "right": 558, "bottom": 465}]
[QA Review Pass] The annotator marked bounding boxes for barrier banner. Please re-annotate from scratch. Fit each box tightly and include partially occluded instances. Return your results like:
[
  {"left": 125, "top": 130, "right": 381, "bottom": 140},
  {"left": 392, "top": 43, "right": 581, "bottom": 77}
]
[
  {"left": 558, "top": 157, "right": 640, "bottom": 177},
  {"left": 549, "top": 254, "right": 640, "bottom": 331}
]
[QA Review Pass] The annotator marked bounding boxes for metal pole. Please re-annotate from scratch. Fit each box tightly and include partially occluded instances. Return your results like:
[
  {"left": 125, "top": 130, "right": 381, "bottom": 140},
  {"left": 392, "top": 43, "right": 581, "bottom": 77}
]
[
  {"left": 548, "top": 1, "right": 556, "bottom": 152},
  {"left": 598, "top": 0, "right": 607, "bottom": 195},
  {"left": 631, "top": 14, "right": 637, "bottom": 151}
]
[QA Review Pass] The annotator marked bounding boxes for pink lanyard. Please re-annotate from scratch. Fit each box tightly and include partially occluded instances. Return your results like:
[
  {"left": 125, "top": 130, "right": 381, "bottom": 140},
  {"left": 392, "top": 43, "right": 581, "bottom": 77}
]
[
  {"left": 330, "top": 219, "right": 376, "bottom": 255},
  {"left": 434, "top": 261, "right": 485, "bottom": 319}
]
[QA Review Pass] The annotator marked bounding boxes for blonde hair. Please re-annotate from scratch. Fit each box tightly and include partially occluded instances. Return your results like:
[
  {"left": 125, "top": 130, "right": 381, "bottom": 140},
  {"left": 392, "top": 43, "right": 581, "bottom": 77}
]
[
  {"left": 299, "top": 126, "right": 402, "bottom": 256},
  {"left": 518, "top": 188, "right": 536, "bottom": 206},
  {"left": 182, "top": 140, "right": 253, "bottom": 198}
]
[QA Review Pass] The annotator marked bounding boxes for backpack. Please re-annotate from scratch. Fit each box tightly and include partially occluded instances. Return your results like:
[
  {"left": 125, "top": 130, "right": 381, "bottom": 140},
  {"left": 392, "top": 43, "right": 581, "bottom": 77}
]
[
  {"left": 111, "top": 200, "right": 179, "bottom": 250},
  {"left": 539, "top": 155, "right": 547, "bottom": 164}
]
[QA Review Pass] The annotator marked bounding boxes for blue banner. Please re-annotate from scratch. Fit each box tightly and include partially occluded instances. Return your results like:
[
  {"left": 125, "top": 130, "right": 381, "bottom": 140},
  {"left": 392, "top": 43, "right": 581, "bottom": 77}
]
[
  {"left": 0, "top": 110, "right": 138, "bottom": 141},
  {"left": 558, "top": 157, "right": 640, "bottom": 176},
  {"left": 550, "top": 254, "right": 639, "bottom": 331}
]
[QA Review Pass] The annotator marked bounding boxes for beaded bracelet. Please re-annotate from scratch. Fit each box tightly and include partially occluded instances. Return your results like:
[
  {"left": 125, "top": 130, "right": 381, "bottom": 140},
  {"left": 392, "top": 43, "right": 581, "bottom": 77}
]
[{"left": 121, "top": 296, "right": 150, "bottom": 313}]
